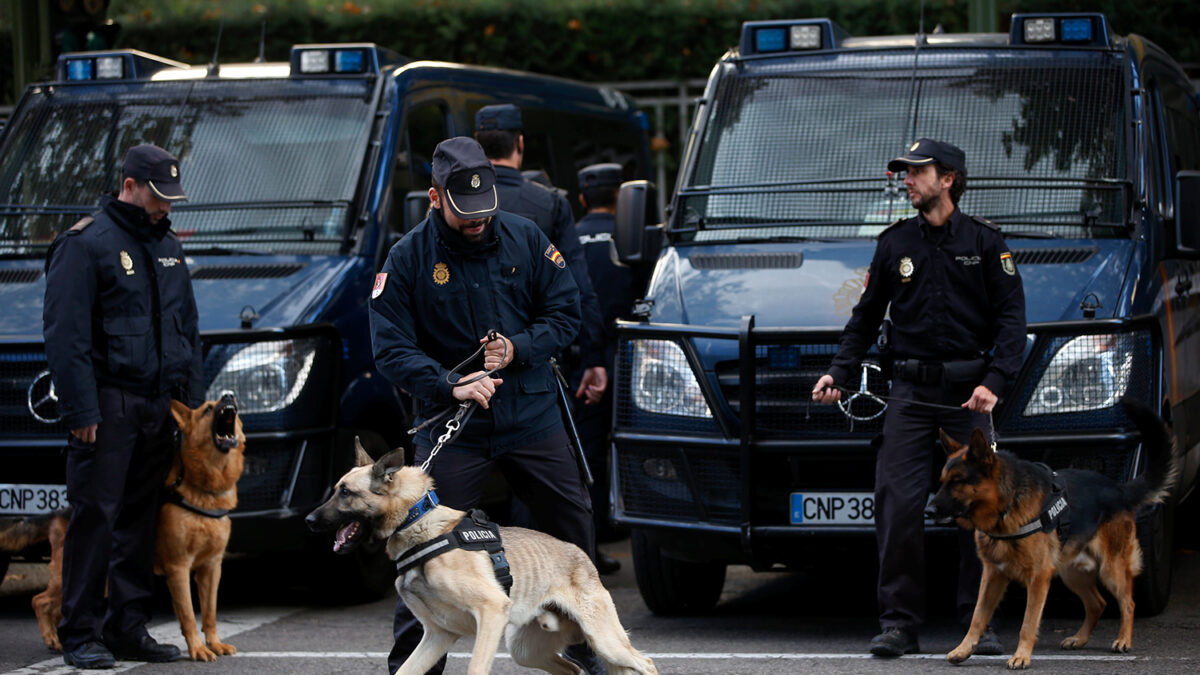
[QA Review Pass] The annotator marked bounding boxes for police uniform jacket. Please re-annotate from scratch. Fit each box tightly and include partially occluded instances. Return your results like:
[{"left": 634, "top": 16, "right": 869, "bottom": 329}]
[
  {"left": 370, "top": 209, "right": 582, "bottom": 455},
  {"left": 829, "top": 209, "right": 1026, "bottom": 396},
  {"left": 43, "top": 194, "right": 204, "bottom": 430},
  {"left": 576, "top": 211, "right": 635, "bottom": 372},
  {"left": 493, "top": 165, "right": 604, "bottom": 368}
]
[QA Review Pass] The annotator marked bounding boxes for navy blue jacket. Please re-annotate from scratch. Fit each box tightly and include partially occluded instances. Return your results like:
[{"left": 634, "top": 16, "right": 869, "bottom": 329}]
[
  {"left": 576, "top": 211, "right": 635, "bottom": 373},
  {"left": 829, "top": 209, "right": 1026, "bottom": 396},
  {"left": 493, "top": 165, "right": 603, "bottom": 368},
  {"left": 370, "top": 209, "right": 582, "bottom": 455},
  {"left": 43, "top": 194, "right": 204, "bottom": 429}
]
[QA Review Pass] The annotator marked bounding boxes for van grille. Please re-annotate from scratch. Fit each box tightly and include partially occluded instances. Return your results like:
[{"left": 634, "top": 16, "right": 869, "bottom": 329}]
[
  {"left": 0, "top": 349, "right": 65, "bottom": 437},
  {"left": 1012, "top": 247, "right": 1097, "bottom": 266},
  {"left": 190, "top": 263, "right": 306, "bottom": 280}
]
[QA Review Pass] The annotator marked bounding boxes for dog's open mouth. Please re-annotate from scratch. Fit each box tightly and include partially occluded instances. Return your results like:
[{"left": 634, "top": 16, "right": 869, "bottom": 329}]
[
  {"left": 213, "top": 392, "right": 240, "bottom": 452},
  {"left": 333, "top": 520, "right": 367, "bottom": 553}
]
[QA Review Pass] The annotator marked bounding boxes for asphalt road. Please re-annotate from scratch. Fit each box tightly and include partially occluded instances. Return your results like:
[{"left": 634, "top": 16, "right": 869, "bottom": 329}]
[{"left": 2, "top": 537, "right": 1198, "bottom": 674}]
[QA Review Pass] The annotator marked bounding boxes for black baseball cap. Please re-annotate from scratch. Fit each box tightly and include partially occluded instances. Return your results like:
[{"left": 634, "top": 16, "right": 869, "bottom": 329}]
[
  {"left": 475, "top": 104, "right": 522, "bottom": 131},
  {"left": 123, "top": 144, "right": 187, "bottom": 201},
  {"left": 432, "top": 137, "right": 498, "bottom": 220},
  {"left": 577, "top": 163, "right": 622, "bottom": 191},
  {"left": 887, "top": 138, "right": 966, "bottom": 175}
]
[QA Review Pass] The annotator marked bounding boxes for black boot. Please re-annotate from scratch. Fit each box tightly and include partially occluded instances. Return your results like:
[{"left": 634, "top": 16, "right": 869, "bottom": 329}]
[{"left": 594, "top": 550, "right": 621, "bottom": 575}]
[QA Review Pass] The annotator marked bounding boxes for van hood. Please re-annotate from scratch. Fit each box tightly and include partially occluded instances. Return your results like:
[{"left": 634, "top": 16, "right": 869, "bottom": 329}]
[
  {"left": 0, "top": 254, "right": 359, "bottom": 338},
  {"left": 646, "top": 239, "right": 1136, "bottom": 328}
]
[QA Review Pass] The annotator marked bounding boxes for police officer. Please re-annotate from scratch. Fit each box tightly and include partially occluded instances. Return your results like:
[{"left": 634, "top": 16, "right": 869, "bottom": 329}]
[
  {"left": 812, "top": 139, "right": 1025, "bottom": 658},
  {"left": 572, "top": 163, "right": 636, "bottom": 574},
  {"left": 371, "top": 137, "right": 599, "bottom": 675},
  {"left": 43, "top": 144, "right": 202, "bottom": 669},
  {"left": 474, "top": 104, "right": 608, "bottom": 399}
]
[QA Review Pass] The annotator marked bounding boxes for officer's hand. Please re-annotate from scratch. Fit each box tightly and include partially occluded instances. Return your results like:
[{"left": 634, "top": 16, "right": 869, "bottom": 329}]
[
  {"left": 576, "top": 366, "right": 608, "bottom": 405},
  {"left": 962, "top": 385, "right": 998, "bottom": 414},
  {"left": 811, "top": 374, "right": 841, "bottom": 404},
  {"left": 481, "top": 334, "right": 515, "bottom": 370},
  {"left": 71, "top": 424, "right": 97, "bottom": 444},
  {"left": 453, "top": 372, "right": 503, "bottom": 409}
]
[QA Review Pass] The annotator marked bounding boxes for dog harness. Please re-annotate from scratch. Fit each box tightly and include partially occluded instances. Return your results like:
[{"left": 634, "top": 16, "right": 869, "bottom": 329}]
[
  {"left": 393, "top": 500, "right": 513, "bottom": 595},
  {"left": 984, "top": 464, "right": 1070, "bottom": 542}
]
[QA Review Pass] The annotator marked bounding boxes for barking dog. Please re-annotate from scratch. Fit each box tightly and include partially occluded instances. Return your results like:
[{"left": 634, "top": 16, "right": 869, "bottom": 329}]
[
  {"left": 927, "top": 397, "right": 1178, "bottom": 669},
  {"left": 0, "top": 394, "right": 245, "bottom": 661},
  {"left": 306, "top": 440, "right": 657, "bottom": 675}
]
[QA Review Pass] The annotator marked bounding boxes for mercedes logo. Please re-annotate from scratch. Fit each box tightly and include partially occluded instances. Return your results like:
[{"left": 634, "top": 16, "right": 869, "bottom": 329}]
[
  {"left": 28, "top": 370, "right": 62, "bottom": 424},
  {"left": 837, "top": 361, "right": 887, "bottom": 422}
]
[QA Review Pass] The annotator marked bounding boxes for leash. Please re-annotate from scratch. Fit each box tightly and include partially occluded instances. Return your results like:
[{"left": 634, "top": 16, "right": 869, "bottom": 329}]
[
  {"left": 408, "top": 331, "right": 508, "bottom": 473},
  {"left": 818, "top": 383, "right": 999, "bottom": 450}
]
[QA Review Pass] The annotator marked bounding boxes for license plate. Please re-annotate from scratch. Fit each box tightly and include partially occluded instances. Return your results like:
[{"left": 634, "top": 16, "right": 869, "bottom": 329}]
[
  {"left": 0, "top": 484, "right": 70, "bottom": 515},
  {"left": 790, "top": 492, "right": 874, "bottom": 525}
]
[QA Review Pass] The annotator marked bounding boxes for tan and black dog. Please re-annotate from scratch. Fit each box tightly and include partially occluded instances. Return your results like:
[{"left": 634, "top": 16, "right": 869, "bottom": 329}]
[
  {"left": 926, "top": 397, "right": 1178, "bottom": 669},
  {"left": 0, "top": 394, "right": 245, "bottom": 662},
  {"left": 306, "top": 440, "right": 657, "bottom": 675}
]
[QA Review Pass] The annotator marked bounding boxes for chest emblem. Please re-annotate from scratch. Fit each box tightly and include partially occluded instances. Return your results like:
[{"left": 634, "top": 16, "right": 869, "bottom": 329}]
[
  {"left": 470, "top": 174, "right": 481, "bottom": 189},
  {"left": 372, "top": 272, "right": 388, "bottom": 299},
  {"left": 898, "top": 256, "right": 914, "bottom": 282},
  {"left": 1000, "top": 252, "right": 1016, "bottom": 276},
  {"left": 432, "top": 262, "right": 451, "bottom": 286},
  {"left": 544, "top": 244, "right": 565, "bottom": 269},
  {"left": 119, "top": 250, "right": 135, "bottom": 276}
]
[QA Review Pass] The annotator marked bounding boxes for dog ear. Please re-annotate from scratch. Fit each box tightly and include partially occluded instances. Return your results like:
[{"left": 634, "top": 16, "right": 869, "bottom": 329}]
[
  {"left": 967, "top": 427, "right": 994, "bottom": 464},
  {"left": 374, "top": 449, "right": 407, "bottom": 481},
  {"left": 939, "top": 428, "right": 964, "bottom": 456},
  {"left": 354, "top": 436, "right": 374, "bottom": 467},
  {"left": 170, "top": 400, "right": 193, "bottom": 432}
]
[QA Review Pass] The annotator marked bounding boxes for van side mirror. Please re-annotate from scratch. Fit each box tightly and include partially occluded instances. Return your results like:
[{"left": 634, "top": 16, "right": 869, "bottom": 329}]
[
  {"left": 614, "top": 180, "right": 659, "bottom": 265},
  {"left": 1174, "top": 171, "right": 1200, "bottom": 258},
  {"left": 403, "top": 190, "right": 431, "bottom": 233}
]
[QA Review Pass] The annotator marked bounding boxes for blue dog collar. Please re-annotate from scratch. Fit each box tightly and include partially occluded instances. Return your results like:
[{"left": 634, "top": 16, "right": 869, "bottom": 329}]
[{"left": 398, "top": 490, "right": 439, "bottom": 531}]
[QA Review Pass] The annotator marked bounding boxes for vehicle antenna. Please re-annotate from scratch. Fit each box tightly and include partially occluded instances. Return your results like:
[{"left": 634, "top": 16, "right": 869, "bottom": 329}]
[
  {"left": 900, "top": 0, "right": 926, "bottom": 151},
  {"left": 206, "top": 13, "right": 225, "bottom": 78},
  {"left": 254, "top": 20, "right": 267, "bottom": 63}
]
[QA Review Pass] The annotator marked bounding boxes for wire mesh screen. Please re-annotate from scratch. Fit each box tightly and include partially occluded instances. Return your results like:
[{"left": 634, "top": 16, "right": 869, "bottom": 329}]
[
  {"left": 617, "top": 443, "right": 741, "bottom": 524},
  {"left": 683, "top": 49, "right": 1127, "bottom": 237},
  {"left": 0, "top": 78, "right": 374, "bottom": 251},
  {"left": 0, "top": 347, "right": 64, "bottom": 438}
]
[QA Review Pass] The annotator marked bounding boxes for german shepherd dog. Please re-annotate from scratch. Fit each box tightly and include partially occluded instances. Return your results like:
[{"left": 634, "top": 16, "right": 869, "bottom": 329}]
[
  {"left": 306, "top": 440, "right": 657, "bottom": 675},
  {"left": 926, "top": 398, "right": 1178, "bottom": 669},
  {"left": 0, "top": 394, "right": 245, "bottom": 662}
]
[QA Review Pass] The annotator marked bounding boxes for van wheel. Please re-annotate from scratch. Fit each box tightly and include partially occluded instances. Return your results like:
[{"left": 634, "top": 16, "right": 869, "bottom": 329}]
[
  {"left": 1134, "top": 501, "right": 1173, "bottom": 616},
  {"left": 631, "top": 529, "right": 725, "bottom": 615}
]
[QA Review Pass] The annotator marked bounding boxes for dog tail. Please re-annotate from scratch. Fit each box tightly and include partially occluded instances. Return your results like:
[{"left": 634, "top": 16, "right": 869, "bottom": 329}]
[
  {"left": 1120, "top": 397, "right": 1180, "bottom": 507},
  {"left": 0, "top": 509, "right": 68, "bottom": 553}
]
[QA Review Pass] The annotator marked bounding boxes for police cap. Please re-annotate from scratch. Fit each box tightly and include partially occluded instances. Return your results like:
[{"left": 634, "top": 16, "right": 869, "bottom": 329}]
[
  {"left": 432, "top": 137, "right": 498, "bottom": 220},
  {"left": 887, "top": 138, "right": 966, "bottom": 175},
  {"left": 577, "top": 163, "right": 622, "bottom": 191},
  {"left": 475, "top": 104, "right": 523, "bottom": 132},
  {"left": 123, "top": 144, "right": 187, "bottom": 201}
]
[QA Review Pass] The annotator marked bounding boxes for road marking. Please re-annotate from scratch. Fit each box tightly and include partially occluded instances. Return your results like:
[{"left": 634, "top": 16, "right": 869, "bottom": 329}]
[
  {"left": 3, "top": 607, "right": 301, "bottom": 674},
  {"left": 231, "top": 651, "right": 1168, "bottom": 662}
]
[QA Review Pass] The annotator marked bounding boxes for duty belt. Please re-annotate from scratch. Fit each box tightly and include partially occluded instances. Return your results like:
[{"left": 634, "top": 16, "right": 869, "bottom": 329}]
[
  {"left": 894, "top": 358, "right": 986, "bottom": 386},
  {"left": 393, "top": 509, "right": 513, "bottom": 595}
]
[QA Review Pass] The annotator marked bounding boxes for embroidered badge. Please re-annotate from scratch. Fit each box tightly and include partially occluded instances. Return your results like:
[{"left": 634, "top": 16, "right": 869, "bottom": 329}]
[
  {"left": 470, "top": 174, "right": 481, "bottom": 189},
  {"left": 372, "top": 272, "right": 388, "bottom": 299},
  {"left": 544, "top": 244, "right": 565, "bottom": 269},
  {"left": 899, "top": 256, "right": 914, "bottom": 282},
  {"left": 910, "top": 141, "right": 920, "bottom": 151},
  {"left": 1001, "top": 251, "right": 1016, "bottom": 276},
  {"left": 432, "top": 262, "right": 450, "bottom": 285},
  {"left": 158, "top": 257, "right": 181, "bottom": 268},
  {"left": 170, "top": 164, "right": 178, "bottom": 178},
  {"left": 119, "top": 250, "right": 135, "bottom": 276}
]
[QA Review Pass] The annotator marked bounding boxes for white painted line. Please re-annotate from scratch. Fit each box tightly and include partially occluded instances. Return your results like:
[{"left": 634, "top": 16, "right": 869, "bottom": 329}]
[
  {"left": 3, "top": 607, "right": 301, "bottom": 675},
  {"left": 228, "top": 651, "right": 1166, "bottom": 662}
]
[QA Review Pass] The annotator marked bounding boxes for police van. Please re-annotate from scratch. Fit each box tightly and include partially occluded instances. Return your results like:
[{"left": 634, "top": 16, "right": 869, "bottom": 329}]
[
  {"left": 612, "top": 13, "right": 1200, "bottom": 615},
  {"left": 0, "top": 44, "right": 650, "bottom": 596}
]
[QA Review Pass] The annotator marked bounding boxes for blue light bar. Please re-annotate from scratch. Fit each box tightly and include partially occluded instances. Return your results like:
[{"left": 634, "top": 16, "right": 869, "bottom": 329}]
[
  {"left": 739, "top": 19, "right": 848, "bottom": 57},
  {"left": 290, "top": 43, "right": 406, "bottom": 76},
  {"left": 1060, "top": 18, "right": 1093, "bottom": 43},
  {"left": 66, "top": 59, "right": 95, "bottom": 80},
  {"left": 334, "top": 49, "right": 367, "bottom": 73},
  {"left": 1009, "top": 13, "right": 1112, "bottom": 47},
  {"left": 755, "top": 28, "right": 787, "bottom": 53},
  {"left": 55, "top": 50, "right": 188, "bottom": 82}
]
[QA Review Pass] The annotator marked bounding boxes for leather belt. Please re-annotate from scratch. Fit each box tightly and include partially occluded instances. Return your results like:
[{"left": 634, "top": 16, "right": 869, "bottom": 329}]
[{"left": 894, "top": 358, "right": 986, "bottom": 386}]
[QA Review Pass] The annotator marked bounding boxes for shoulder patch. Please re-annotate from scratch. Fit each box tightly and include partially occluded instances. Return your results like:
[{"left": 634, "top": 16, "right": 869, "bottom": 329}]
[
  {"left": 971, "top": 214, "right": 999, "bottom": 231},
  {"left": 65, "top": 216, "right": 94, "bottom": 235},
  {"left": 544, "top": 244, "right": 566, "bottom": 269}
]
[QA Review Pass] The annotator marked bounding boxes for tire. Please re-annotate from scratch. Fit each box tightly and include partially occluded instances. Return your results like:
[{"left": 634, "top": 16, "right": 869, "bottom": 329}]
[
  {"left": 1134, "top": 501, "right": 1174, "bottom": 616},
  {"left": 631, "top": 529, "right": 725, "bottom": 615}
]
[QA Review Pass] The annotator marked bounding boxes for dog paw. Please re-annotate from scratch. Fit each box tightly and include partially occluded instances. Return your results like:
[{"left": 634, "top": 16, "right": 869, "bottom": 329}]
[
  {"left": 189, "top": 645, "right": 218, "bottom": 662},
  {"left": 1060, "top": 636, "right": 1087, "bottom": 649},
  {"left": 1111, "top": 639, "right": 1132, "bottom": 653},
  {"left": 208, "top": 641, "right": 237, "bottom": 656},
  {"left": 1006, "top": 654, "right": 1031, "bottom": 670},
  {"left": 947, "top": 646, "right": 972, "bottom": 664}
]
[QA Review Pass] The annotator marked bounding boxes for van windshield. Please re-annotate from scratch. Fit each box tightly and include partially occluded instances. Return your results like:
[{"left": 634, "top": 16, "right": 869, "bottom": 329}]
[
  {"left": 683, "top": 49, "right": 1128, "bottom": 240},
  {"left": 0, "top": 78, "right": 375, "bottom": 255}
]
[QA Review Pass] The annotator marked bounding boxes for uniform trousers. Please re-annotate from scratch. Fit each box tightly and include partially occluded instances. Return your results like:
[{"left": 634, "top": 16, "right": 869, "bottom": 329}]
[
  {"left": 875, "top": 377, "right": 989, "bottom": 634},
  {"left": 387, "top": 429, "right": 594, "bottom": 674},
  {"left": 58, "top": 387, "right": 175, "bottom": 651}
]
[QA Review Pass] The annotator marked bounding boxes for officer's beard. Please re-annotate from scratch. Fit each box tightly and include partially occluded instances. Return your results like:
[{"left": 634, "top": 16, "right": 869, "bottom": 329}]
[{"left": 434, "top": 205, "right": 494, "bottom": 251}]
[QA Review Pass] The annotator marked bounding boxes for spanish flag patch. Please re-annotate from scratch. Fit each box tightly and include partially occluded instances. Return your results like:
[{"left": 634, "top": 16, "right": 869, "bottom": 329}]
[{"left": 545, "top": 244, "right": 566, "bottom": 269}]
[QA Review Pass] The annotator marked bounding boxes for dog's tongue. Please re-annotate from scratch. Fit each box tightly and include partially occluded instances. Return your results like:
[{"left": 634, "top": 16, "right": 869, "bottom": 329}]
[{"left": 333, "top": 522, "right": 356, "bottom": 552}]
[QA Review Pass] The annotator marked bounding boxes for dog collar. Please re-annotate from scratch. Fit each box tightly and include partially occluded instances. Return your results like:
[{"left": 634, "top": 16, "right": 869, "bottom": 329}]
[{"left": 397, "top": 490, "right": 439, "bottom": 532}]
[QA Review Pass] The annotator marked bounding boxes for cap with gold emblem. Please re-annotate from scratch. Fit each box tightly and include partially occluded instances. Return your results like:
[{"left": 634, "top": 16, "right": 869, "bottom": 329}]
[
  {"left": 122, "top": 143, "right": 187, "bottom": 201},
  {"left": 887, "top": 138, "right": 966, "bottom": 175},
  {"left": 432, "top": 137, "right": 498, "bottom": 220}
]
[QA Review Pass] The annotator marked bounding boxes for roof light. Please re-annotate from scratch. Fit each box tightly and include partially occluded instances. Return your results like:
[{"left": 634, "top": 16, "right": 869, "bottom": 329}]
[
  {"left": 755, "top": 28, "right": 787, "bottom": 53},
  {"left": 299, "top": 50, "right": 330, "bottom": 74},
  {"left": 65, "top": 59, "right": 94, "bottom": 80},
  {"left": 56, "top": 50, "right": 187, "bottom": 82},
  {"left": 1060, "top": 17, "right": 1093, "bottom": 43},
  {"left": 1010, "top": 13, "right": 1112, "bottom": 47},
  {"left": 95, "top": 56, "right": 124, "bottom": 79},
  {"left": 739, "top": 19, "right": 848, "bottom": 56},
  {"left": 334, "top": 49, "right": 366, "bottom": 73},
  {"left": 790, "top": 24, "right": 822, "bottom": 50},
  {"left": 1023, "top": 17, "right": 1056, "bottom": 43}
]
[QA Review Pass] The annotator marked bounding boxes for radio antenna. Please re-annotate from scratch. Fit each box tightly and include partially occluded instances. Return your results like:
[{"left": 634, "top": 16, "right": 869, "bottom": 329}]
[
  {"left": 254, "top": 20, "right": 267, "bottom": 63},
  {"left": 206, "top": 13, "right": 225, "bottom": 77}
]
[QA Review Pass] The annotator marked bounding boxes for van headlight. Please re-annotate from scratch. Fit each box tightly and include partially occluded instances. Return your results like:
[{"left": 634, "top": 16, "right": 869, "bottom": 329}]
[
  {"left": 1023, "top": 334, "right": 1133, "bottom": 416},
  {"left": 630, "top": 339, "right": 713, "bottom": 418},
  {"left": 206, "top": 338, "right": 318, "bottom": 414}
]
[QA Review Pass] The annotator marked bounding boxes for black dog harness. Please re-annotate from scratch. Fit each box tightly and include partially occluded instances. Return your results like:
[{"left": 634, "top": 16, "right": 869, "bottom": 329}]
[
  {"left": 393, "top": 497, "right": 513, "bottom": 595},
  {"left": 984, "top": 464, "right": 1070, "bottom": 542}
]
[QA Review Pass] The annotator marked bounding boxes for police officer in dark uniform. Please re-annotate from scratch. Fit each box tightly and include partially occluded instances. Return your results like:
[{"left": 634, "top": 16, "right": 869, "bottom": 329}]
[
  {"left": 43, "top": 144, "right": 202, "bottom": 669},
  {"left": 371, "top": 137, "right": 599, "bottom": 675},
  {"left": 474, "top": 104, "right": 609, "bottom": 399},
  {"left": 812, "top": 139, "right": 1026, "bottom": 658},
  {"left": 572, "top": 163, "right": 636, "bottom": 573}
]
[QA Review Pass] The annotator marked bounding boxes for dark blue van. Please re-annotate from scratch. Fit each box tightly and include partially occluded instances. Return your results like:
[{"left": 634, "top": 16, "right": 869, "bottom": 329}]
[
  {"left": 612, "top": 13, "right": 1200, "bottom": 615},
  {"left": 0, "top": 44, "right": 650, "bottom": 596}
]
